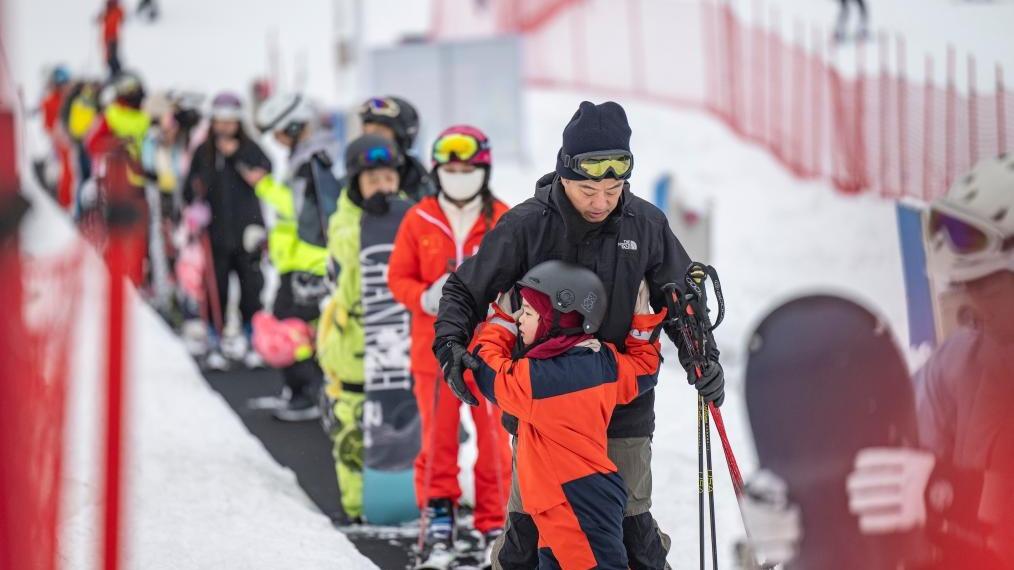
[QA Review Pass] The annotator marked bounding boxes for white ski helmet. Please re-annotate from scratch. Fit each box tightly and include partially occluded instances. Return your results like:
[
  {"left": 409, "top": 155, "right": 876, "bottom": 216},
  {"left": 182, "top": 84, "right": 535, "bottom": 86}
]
[
  {"left": 925, "top": 154, "right": 1014, "bottom": 285},
  {"left": 255, "top": 92, "right": 314, "bottom": 136}
]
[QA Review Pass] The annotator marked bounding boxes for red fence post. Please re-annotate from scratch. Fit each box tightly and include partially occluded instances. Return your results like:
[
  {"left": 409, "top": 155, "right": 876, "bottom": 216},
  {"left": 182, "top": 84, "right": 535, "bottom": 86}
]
[
  {"left": 945, "top": 45, "right": 956, "bottom": 187},
  {"left": 855, "top": 36, "right": 868, "bottom": 191},
  {"left": 997, "top": 64, "right": 1007, "bottom": 155},
  {"left": 923, "top": 55, "right": 935, "bottom": 201},
  {"left": 896, "top": 35, "right": 908, "bottom": 197},
  {"left": 878, "top": 33, "right": 889, "bottom": 195},
  {"left": 770, "top": 7, "right": 782, "bottom": 158},
  {"left": 968, "top": 54, "right": 978, "bottom": 164},
  {"left": 813, "top": 26, "right": 825, "bottom": 177},
  {"left": 789, "top": 20, "right": 804, "bottom": 174}
]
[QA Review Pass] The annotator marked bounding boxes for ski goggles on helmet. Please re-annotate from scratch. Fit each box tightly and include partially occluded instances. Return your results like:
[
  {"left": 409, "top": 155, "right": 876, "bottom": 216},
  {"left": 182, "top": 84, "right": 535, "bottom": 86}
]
[
  {"left": 561, "top": 149, "right": 633, "bottom": 180},
  {"left": 432, "top": 132, "right": 489, "bottom": 164},
  {"left": 924, "top": 201, "right": 1014, "bottom": 284},
  {"left": 925, "top": 204, "right": 1011, "bottom": 256},
  {"left": 351, "top": 144, "right": 402, "bottom": 170},
  {"left": 359, "top": 97, "right": 401, "bottom": 119}
]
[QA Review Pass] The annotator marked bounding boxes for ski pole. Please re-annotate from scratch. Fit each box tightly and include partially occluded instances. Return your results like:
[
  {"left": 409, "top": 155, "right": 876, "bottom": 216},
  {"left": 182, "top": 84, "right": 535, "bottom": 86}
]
[
  {"left": 698, "top": 393, "right": 705, "bottom": 570},
  {"left": 416, "top": 372, "right": 444, "bottom": 560},
  {"left": 704, "top": 396, "right": 719, "bottom": 569}
]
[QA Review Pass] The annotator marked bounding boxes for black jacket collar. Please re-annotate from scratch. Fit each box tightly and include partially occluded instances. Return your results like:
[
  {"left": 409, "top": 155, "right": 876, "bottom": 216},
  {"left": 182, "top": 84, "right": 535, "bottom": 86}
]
[{"left": 534, "top": 172, "right": 628, "bottom": 243}]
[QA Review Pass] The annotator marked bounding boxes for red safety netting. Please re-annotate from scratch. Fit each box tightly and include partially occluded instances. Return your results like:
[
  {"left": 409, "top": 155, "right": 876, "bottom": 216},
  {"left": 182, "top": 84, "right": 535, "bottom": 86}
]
[
  {"left": 0, "top": 235, "right": 86, "bottom": 570},
  {"left": 431, "top": 0, "right": 1013, "bottom": 204}
]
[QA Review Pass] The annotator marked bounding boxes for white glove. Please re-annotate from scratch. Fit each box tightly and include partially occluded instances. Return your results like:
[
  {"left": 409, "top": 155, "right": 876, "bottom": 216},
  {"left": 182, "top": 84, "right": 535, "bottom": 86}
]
[
  {"left": 741, "top": 470, "right": 802, "bottom": 567},
  {"left": 846, "top": 447, "right": 935, "bottom": 534},
  {"left": 242, "top": 224, "right": 267, "bottom": 253},
  {"left": 420, "top": 273, "right": 450, "bottom": 316}
]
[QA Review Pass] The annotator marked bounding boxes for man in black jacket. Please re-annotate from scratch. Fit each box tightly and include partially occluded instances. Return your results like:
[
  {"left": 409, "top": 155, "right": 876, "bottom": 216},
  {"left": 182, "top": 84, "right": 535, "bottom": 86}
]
[{"left": 433, "top": 101, "right": 726, "bottom": 569}]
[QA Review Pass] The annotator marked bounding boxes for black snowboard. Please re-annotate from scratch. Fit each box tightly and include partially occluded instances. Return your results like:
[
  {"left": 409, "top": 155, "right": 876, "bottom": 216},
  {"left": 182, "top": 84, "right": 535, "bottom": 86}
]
[
  {"left": 360, "top": 197, "right": 422, "bottom": 524},
  {"left": 744, "top": 295, "right": 925, "bottom": 569}
]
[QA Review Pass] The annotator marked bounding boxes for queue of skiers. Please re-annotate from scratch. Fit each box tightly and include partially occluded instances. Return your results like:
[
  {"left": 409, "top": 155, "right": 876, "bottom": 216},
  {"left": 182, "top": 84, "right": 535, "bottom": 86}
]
[{"left": 37, "top": 60, "right": 731, "bottom": 567}]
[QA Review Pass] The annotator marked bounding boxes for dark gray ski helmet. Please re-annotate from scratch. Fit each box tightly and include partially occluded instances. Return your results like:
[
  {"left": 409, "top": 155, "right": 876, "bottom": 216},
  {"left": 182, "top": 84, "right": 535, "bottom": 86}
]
[{"left": 517, "top": 260, "right": 607, "bottom": 334}]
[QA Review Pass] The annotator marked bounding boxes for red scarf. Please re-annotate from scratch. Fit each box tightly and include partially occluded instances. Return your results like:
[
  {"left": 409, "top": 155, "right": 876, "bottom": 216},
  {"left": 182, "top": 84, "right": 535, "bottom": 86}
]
[{"left": 520, "top": 287, "right": 593, "bottom": 359}]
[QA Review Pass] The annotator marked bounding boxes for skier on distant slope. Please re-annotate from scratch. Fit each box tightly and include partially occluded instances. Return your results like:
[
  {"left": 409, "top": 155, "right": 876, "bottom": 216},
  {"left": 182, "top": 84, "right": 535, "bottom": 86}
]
[{"left": 434, "top": 100, "right": 726, "bottom": 569}]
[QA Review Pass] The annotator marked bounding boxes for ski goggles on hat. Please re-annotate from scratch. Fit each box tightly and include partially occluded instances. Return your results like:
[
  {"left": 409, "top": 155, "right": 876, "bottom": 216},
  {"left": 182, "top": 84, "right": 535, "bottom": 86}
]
[
  {"left": 925, "top": 204, "right": 1012, "bottom": 256},
  {"left": 561, "top": 149, "right": 633, "bottom": 180},
  {"left": 359, "top": 97, "right": 401, "bottom": 118},
  {"left": 432, "top": 132, "right": 488, "bottom": 164}
]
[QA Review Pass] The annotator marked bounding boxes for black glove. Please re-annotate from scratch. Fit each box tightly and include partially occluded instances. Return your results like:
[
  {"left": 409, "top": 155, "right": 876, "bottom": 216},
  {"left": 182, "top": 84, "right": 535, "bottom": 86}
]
[
  {"left": 435, "top": 338, "right": 480, "bottom": 406},
  {"left": 680, "top": 349, "right": 725, "bottom": 407}
]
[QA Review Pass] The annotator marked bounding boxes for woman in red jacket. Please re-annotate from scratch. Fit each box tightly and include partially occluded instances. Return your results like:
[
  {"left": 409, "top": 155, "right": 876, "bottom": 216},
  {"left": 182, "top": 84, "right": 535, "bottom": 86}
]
[{"left": 388, "top": 125, "right": 511, "bottom": 556}]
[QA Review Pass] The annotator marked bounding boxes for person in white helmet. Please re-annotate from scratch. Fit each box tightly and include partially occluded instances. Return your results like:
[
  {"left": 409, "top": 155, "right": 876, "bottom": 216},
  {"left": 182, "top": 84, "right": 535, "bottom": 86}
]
[
  {"left": 846, "top": 154, "right": 1014, "bottom": 568},
  {"left": 233, "top": 93, "right": 339, "bottom": 421}
]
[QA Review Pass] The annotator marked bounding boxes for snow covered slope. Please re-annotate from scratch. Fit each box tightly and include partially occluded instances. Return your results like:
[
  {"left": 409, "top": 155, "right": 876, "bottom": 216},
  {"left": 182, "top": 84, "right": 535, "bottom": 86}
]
[{"left": 16, "top": 175, "right": 377, "bottom": 570}]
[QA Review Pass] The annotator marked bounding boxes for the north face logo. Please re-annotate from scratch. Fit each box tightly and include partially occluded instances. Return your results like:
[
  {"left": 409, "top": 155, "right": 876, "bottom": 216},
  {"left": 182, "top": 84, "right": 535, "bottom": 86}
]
[{"left": 618, "top": 240, "right": 638, "bottom": 251}]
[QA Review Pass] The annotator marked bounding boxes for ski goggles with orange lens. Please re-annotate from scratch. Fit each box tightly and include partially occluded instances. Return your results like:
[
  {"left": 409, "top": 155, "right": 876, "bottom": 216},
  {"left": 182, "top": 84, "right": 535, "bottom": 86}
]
[
  {"left": 360, "top": 97, "right": 401, "bottom": 118},
  {"left": 432, "top": 132, "right": 488, "bottom": 164},
  {"left": 926, "top": 206, "right": 1008, "bottom": 256},
  {"left": 561, "top": 149, "right": 633, "bottom": 180}
]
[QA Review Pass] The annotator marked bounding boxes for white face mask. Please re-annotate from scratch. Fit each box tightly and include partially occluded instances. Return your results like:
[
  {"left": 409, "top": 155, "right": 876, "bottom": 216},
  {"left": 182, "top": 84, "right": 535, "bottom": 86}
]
[{"left": 438, "top": 169, "right": 485, "bottom": 202}]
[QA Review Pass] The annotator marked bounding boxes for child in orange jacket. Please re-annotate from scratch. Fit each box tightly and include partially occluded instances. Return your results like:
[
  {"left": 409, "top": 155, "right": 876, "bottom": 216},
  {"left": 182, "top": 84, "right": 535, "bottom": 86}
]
[{"left": 467, "top": 261, "right": 666, "bottom": 570}]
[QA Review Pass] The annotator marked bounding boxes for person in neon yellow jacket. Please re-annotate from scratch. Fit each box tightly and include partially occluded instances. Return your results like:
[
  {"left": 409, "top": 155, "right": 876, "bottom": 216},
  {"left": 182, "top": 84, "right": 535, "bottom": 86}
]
[
  {"left": 317, "top": 134, "right": 409, "bottom": 523},
  {"left": 239, "top": 93, "right": 336, "bottom": 422}
]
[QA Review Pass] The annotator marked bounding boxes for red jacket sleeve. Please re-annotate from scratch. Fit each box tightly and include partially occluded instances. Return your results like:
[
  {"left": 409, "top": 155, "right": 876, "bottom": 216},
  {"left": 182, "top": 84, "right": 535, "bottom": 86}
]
[
  {"left": 613, "top": 310, "right": 667, "bottom": 405},
  {"left": 469, "top": 306, "right": 536, "bottom": 421},
  {"left": 387, "top": 214, "right": 429, "bottom": 314}
]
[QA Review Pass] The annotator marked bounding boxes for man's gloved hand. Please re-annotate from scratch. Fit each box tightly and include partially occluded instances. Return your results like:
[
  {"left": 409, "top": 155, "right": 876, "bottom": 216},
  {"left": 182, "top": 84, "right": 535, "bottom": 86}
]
[
  {"left": 847, "top": 447, "right": 935, "bottom": 534},
  {"left": 680, "top": 349, "right": 725, "bottom": 407},
  {"left": 742, "top": 469, "right": 802, "bottom": 567},
  {"left": 435, "top": 338, "right": 480, "bottom": 406},
  {"left": 420, "top": 273, "right": 450, "bottom": 317}
]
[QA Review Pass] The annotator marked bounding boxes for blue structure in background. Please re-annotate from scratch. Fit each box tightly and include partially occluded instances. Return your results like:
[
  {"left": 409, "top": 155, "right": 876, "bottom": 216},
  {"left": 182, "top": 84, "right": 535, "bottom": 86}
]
[
  {"left": 653, "top": 173, "right": 672, "bottom": 211},
  {"left": 895, "top": 203, "right": 937, "bottom": 349}
]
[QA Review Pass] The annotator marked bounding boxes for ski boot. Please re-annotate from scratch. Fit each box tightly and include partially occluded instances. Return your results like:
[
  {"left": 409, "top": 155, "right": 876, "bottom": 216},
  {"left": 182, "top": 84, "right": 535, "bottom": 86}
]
[{"left": 416, "top": 498, "right": 457, "bottom": 570}]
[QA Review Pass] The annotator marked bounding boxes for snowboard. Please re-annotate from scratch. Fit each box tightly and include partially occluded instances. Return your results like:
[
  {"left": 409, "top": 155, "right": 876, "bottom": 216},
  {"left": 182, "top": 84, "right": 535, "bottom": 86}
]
[
  {"left": 744, "top": 295, "right": 926, "bottom": 570},
  {"left": 360, "top": 197, "right": 422, "bottom": 525}
]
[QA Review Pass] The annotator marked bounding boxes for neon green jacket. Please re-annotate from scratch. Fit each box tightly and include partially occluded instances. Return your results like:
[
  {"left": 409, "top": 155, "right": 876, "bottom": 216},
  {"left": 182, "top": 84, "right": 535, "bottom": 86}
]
[
  {"left": 317, "top": 189, "right": 365, "bottom": 386},
  {"left": 254, "top": 175, "right": 328, "bottom": 276}
]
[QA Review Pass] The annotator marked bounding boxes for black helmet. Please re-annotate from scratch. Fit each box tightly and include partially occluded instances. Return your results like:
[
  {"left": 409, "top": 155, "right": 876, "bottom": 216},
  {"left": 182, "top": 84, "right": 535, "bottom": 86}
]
[
  {"left": 344, "top": 134, "right": 404, "bottom": 181},
  {"left": 517, "top": 260, "right": 607, "bottom": 334},
  {"left": 358, "top": 95, "right": 420, "bottom": 150}
]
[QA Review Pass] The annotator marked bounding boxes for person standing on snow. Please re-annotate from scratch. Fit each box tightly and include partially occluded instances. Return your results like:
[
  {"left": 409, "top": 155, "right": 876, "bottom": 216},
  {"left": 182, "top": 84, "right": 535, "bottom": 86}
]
[
  {"left": 834, "top": 0, "right": 869, "bottom": 43},
  {"left": 36, "top": 65, "right": 75, "bottom": 208},
  {"left": 387, "top": 125, "right": 512, "bottom": 557},
  {"left": 181, "top": 92, "right": 272, "bottom": 370},
  {"left": 237, "top": 93, "right": 334, "bottom": 421},
  {"left": 467, "top": 261, "right": 666, "bottom": 570},
  {"left": 358, "top": 96, "right": 435, "bottom": 201},
  {"left": 315, "top": 133, "right": 411, "bottom": 524},
  {"left": 740, "top": 156, "right": 1014, "bottom": 570},
  {"left": 140, "top": 90, "right": 203, "bottom": 325},
  {"left": 98, "top": 0, "right": 125, "bottom": 77},
  {"left": 434, "top": 100, "right": 726, "bottom": 569},
  {"left": 846, "top": 155, "right": 1014, "bottom": 569}
]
